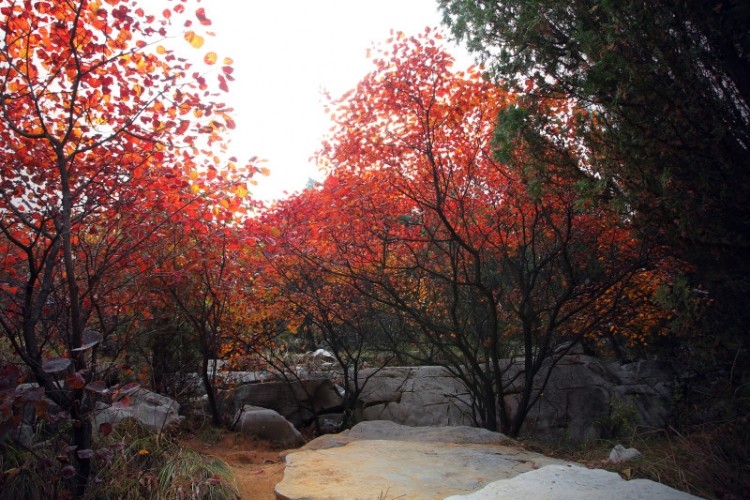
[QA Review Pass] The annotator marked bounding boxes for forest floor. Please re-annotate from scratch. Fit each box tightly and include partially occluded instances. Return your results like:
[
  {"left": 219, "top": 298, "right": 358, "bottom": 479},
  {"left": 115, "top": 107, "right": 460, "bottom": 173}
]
[{"left": 181, "top": 430, "right": 287, "bottom": 499}]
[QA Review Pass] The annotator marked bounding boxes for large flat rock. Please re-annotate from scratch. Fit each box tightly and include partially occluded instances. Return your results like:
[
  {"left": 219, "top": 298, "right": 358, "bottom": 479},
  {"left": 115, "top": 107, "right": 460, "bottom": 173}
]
[
  {"left": 276, "top": 439, "right": 568, "bottom": 499},
  {"left": 275, "top": 421, "right": 699, "bottom": 500},
  {"left": 275, "top": 421, "right": 569, "bottom": 499}
]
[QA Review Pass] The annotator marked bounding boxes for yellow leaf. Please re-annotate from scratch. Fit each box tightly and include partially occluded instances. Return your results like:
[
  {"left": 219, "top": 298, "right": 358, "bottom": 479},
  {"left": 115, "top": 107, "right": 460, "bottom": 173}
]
[
  {"left": 204, "top": 51, "right": 217, "bottom": 65},
  {"left": 184, "top": 31, "right": 205, "bottom": 49},
  {"left": 236, "top": 185, "right": 248, "bottom": 198},
  {"left": 259, "top": 167, "right": 270, "bottom": 177}
]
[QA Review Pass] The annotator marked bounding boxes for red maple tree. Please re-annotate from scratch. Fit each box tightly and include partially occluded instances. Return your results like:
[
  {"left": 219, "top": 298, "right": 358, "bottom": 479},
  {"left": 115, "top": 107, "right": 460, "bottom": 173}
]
[{"left": 0, "top": 0, "right": 256, "bottom": 491}]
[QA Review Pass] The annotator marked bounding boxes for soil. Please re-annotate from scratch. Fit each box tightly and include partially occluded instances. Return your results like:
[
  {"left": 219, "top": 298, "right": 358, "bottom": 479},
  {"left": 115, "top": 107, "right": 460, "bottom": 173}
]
[{"left": 181, "top": 431, "right": 289, "bottom": 500}]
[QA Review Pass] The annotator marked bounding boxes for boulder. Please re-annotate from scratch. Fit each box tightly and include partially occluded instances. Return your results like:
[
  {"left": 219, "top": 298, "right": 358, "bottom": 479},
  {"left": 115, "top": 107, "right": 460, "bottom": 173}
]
[
  {"left": 232, "top": 405, "right": 305, "bottom": 449},
  {"left": 227, "top": 378, "right": 343, "bottom": 427},
  {"left": 357, "top": 357, "right": 676, "bottom": 443},
  {"left": 300, "top": 349, "right": 336, "bottom": 371},
  {"left": 94, "top": 388, "right": 183, "bottom": 434},
  {"left": 357, "top": 366, "right": 473, "bottom": 426},
  {"left": 445, "top": 464, "right": 699, "bottom": 500},
  {"left": 608, "top": 444, "right": 643, "bottom": 464},
  {"left": 513, "top": 356, "right": 618, "bottom": 442},
  {"left": 276, "top": 421, "right": 570, "bottom": 500},
  {"left": 520, "top": 357, "right": 675, "bottom": 442}
]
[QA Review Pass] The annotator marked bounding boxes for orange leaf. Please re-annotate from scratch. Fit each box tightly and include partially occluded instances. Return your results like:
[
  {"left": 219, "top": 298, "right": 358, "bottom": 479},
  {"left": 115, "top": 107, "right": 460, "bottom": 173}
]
[{"left": 204, "top": 51, "right": 217, "bottom": 65}]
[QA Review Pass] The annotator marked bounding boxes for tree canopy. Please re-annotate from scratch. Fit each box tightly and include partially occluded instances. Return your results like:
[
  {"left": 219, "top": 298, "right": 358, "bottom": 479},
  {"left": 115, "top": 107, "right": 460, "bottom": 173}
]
[
  {"left": 438, "top": 0, "right": 750, "bottom": 362},
  {"left": 439, "top": 0, "right": 749, "bottom": 265}
]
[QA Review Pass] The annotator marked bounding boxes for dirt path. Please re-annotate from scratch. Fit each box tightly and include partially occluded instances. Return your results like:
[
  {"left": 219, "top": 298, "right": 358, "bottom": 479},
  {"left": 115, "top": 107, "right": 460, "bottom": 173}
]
[{"left": 181, "top": 432, "right": 287, "bottom": 499}]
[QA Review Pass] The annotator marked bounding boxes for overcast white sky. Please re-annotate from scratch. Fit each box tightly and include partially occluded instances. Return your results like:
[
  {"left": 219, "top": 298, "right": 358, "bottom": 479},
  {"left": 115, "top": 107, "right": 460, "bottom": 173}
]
[{"left": 197, "top": 1, "right": 473, "bottom": 203}]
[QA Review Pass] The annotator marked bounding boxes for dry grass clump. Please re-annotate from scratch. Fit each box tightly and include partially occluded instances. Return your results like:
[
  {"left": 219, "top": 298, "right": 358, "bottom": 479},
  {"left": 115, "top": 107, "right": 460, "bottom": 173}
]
[
  {"left": 525, "top": 419, "right": 749, "bottom": 499},
  {"left": 1, "top": 419, "right": 240, "bottom": 499}
]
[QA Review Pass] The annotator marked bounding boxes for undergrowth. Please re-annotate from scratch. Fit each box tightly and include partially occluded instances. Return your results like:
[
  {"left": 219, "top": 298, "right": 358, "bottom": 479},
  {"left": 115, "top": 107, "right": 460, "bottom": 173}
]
[
  {"left": 0, "top": 419, "right": 240, "bottom": 499},
  {"left": 522, "top": 418, "right": 750, "bottom": 499}
]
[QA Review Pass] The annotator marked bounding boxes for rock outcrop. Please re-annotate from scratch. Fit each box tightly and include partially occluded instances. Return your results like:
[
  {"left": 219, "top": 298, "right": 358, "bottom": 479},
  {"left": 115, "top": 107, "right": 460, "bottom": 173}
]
[
  {"left": 275, "top": 421, "right": 571, "bottom": 499},
  {"left": 275, "top": 421, "right": 696, "bottom": 500},
  {"left": 520, "top": 356, "right": 674, "bottom": 442},
  {"left": 357, "top": 356, "right": 675, "bottom": 442},
  {"left": 357, "top": 366, "right": 473, "bottom": 427}
]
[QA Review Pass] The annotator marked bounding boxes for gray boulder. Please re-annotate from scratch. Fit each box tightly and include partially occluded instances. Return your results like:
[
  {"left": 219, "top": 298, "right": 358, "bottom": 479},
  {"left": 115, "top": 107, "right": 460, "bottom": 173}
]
[
  {"left": 357, "top": 366, "right": 473, "bottom": 426},
  {"left": 609, "top": 444, "right": 643, "bottom": 464},
  {"left": 232, "top": 405, "right": 305, "bottom": 449},
  {"left": 520, "top": 357, "right": 674, "bottom": 442},
  {"left": 227, "top": 378, "right": 343, "bottom": 427},
  {"left": 94, "top": 388, "right": 183, "bottom": 434}
]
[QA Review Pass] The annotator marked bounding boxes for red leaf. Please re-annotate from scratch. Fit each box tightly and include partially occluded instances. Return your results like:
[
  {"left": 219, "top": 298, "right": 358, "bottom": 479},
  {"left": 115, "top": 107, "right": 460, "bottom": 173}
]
[
  {"left": 196, "top": 7, "right": 212, "bottom": 26},
  {"left": 61, "top": 465, "right": 77, "bottom": 479},
  {"left": 218, "top": 74, "right": 228, "bottom": 92},
  {"left": 98, "top": 422, "right": 113, "bottom": 437},
  {"left": 176, "top": 120, "right": 190, "bottom": 135},
  {"left": 65, "top": 371, "right": 86, "bottom": 390},
  {"left": 114, "top": 394, "right": 131, "bottom": 408}
]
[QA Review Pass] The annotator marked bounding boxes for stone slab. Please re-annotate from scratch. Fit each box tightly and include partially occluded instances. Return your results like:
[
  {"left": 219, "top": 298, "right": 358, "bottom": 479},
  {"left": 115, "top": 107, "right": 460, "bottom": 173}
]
[
  {"left": 275, "top": 422, "right": 699, "bottom": 500},
  {"left": 275, "top": 421, "right": 569, "bottom": 499},
  {"left": 445, "top": 464, "right": 701, "bottom": 500},
  {"left": 276, "top": 439, "right": 569, "bottom": 500}
]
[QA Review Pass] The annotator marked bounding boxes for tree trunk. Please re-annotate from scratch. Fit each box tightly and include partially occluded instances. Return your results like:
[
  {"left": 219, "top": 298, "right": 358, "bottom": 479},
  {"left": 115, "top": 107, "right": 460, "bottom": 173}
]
[{"left": 201, "top": 356, "right": 221, "bottom": 427}]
